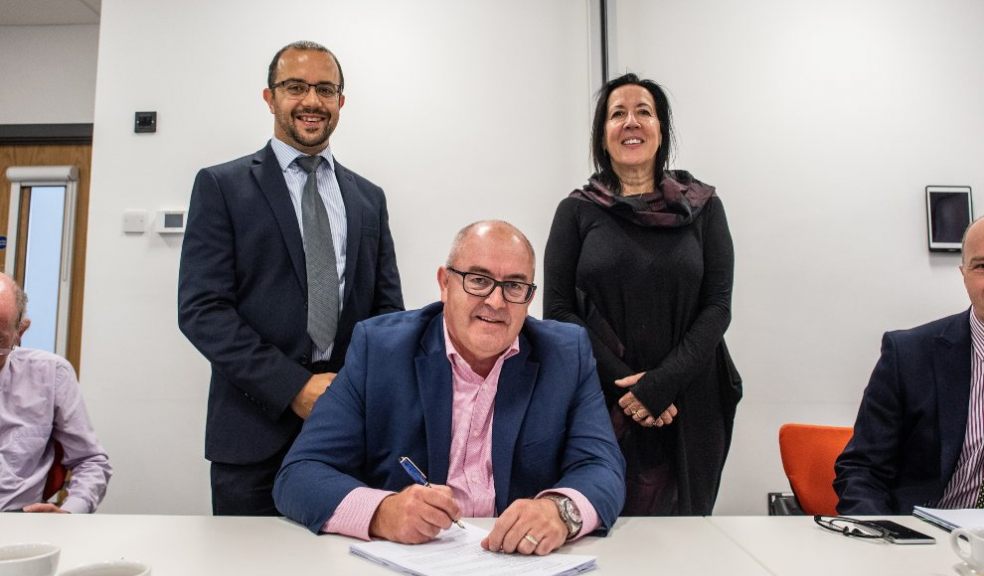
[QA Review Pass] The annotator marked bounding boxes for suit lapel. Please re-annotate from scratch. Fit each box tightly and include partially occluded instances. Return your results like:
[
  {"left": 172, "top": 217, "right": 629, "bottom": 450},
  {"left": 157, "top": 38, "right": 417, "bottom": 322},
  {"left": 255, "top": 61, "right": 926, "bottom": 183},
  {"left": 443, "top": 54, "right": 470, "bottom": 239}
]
[
  {"left": 936, "top": 310, "right": 973, "bottom": 482},
  {"left": 415, "top": 313, "right": 453, "bottom": 484},
  {"left": 335, "top": 162, "right": 362, "bottom": 306},
  {"left": 491, "top": 333, "right": 539, "bottom": 513},
  {"left": 252, "top": 144, "right": 307, "bottom": 291}
]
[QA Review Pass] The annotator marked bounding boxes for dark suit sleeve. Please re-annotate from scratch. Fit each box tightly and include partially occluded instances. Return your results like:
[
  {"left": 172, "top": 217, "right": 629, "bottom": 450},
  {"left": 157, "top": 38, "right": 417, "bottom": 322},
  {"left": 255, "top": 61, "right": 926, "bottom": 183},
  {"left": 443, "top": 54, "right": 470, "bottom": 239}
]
[
  {"left": 544, "top": 198, "right": 634, "bottom": 390},
  {"left": 371, "top": 193, "right": 404, "bottom": 316},
  {"left": 178, "top": 168, "right": 310, "bottom": 419},
  {"left": 553, "top": 329, "right": 626, "bottom": 533},
  {"left": 274, "top": 323, "right": 372, "bottom": 533},
  {"left": 632, "top": 197, "right": 734, "bottom": 415},
  {"left": 834, "top": 332, "right": 904, "bottom": 515}
]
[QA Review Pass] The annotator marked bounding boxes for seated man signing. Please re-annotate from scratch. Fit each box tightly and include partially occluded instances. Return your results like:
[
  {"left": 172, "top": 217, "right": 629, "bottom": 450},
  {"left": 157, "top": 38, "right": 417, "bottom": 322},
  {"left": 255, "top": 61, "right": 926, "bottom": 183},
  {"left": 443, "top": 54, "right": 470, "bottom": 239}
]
[
  {"left": 275, "top": 220, "right": 624, "bottom": 554},
  {"left": 0, "top": 273, "right": 112, "bottom": 513}
]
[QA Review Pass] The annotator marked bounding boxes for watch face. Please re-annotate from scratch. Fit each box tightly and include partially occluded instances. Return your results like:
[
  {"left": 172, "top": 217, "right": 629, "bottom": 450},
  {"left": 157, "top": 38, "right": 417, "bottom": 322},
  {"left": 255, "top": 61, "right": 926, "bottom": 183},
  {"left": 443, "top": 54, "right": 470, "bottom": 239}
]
[
  {"left": 564, "top": 499, "right": 582, "bottom": 523},
  {"left": 545, "top": 494, "right": 582, "bottom": 537}
]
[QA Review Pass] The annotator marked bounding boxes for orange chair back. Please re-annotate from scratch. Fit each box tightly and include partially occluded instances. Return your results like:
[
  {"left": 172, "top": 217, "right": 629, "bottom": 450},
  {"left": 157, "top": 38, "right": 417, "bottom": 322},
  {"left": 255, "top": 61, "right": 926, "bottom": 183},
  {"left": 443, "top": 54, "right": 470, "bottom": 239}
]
[
  {"left": 43, "top": 440, "right": 67, "bottom": 502},
  {"left": 778, "top": 423, "right": 854, "bottom": 515}
]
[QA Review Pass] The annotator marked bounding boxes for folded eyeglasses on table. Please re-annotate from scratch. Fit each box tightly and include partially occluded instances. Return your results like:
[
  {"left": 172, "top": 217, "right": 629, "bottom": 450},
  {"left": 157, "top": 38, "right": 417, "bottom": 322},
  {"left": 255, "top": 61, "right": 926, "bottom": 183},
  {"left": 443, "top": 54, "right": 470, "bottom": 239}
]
[{"left": 813, "top": 515, "right": 891, "bottom": 540}]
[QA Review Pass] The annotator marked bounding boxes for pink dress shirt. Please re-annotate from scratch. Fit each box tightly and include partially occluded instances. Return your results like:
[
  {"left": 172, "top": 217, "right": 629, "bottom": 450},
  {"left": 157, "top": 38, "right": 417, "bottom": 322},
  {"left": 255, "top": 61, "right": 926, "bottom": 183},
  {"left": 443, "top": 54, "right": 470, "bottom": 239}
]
[
  {"left": 324, "top": 321, "right": 599, "bottom": 539},
  {"left": 0, "top": 348, "right": 112, "bottom": 513}
]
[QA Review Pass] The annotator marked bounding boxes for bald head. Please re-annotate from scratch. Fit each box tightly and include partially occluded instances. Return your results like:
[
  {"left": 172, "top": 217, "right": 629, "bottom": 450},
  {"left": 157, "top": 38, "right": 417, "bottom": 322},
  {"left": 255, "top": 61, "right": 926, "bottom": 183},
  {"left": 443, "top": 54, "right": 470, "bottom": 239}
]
[
  {"left": 0, "top": 274, "right": 28, "bottom": 369},
  {"left": 963, "top": 217, "right": 984, "bottom": 265},
  {"left": 0, "top": 273, "right": 26, "bottom": 333},
  {"left": 446, "top": 220, "right": 536, "bottom": 278},
  {"left": 961, "top": 217, "right": 984, "bottom": 322}
]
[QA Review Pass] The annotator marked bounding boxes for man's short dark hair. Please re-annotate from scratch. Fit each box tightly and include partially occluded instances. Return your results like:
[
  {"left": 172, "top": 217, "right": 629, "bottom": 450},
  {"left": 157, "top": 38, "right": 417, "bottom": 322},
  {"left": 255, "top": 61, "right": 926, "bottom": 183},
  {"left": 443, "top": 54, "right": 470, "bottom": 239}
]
[{"left": 267, "top": 40, "right": 344, "bottom": 93}]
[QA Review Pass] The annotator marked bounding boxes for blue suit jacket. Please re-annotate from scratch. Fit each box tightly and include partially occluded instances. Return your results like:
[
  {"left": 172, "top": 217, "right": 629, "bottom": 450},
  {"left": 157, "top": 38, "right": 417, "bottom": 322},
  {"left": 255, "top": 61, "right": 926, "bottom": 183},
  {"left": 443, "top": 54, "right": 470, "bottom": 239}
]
[
  {"left": 274, "top": 302, "right": 626, "bottom": 533},
  {"left": 834, "top": 310, "right": 972, "bottom": 514},
  {"left": 178, "top": 143, "right": 404, "bottom": 464}
]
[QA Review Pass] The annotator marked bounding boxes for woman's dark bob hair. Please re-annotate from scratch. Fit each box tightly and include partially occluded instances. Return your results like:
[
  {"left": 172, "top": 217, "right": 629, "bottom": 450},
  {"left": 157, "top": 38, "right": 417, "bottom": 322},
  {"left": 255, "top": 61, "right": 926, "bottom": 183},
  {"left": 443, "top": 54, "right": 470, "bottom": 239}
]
[{"left": 590, "top": 73, "right": 673, "bottom": 192}]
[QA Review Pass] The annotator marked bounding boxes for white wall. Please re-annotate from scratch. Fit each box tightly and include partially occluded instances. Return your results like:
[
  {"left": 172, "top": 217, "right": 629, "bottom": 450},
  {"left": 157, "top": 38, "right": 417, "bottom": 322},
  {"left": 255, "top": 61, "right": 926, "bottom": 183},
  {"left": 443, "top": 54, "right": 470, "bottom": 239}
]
[
  {"left": 82, "top": 0, "right": 595, "bottom": 514},
  {"left": 611, "top": 0, "right": 984, "bottom": 514},
  {"left": 0, "top": 25, "right": 99, "bottom": 124}
]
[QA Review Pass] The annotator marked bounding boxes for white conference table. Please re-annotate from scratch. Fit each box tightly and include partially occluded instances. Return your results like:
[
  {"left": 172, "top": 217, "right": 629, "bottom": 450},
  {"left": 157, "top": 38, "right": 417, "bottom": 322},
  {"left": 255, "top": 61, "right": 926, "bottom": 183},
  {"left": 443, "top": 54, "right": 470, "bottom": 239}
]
[
  {"left": 710, "top": 515, "right": 960, "bottom": 576},
  {"left": 0, "top": 513, "right": 964, "bottom": 575}
]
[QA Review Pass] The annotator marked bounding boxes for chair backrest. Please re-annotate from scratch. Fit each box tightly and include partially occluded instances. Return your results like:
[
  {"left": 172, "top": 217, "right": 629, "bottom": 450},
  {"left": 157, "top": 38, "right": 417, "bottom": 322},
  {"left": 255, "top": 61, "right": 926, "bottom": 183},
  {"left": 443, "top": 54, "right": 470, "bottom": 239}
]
[
  {"left": 43, "top": 440, "right": 67, "bottom": 502},
  {"left": 778, "top": 423, "right": 854, "bottom": 515}
]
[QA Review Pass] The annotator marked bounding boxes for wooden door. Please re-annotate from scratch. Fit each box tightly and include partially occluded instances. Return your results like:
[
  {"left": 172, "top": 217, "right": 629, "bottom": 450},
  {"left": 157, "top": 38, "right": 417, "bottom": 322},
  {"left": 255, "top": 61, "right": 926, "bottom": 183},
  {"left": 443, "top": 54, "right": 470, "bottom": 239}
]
[{"left": 0, "top": 144, "right": 92, "bottom": 373}]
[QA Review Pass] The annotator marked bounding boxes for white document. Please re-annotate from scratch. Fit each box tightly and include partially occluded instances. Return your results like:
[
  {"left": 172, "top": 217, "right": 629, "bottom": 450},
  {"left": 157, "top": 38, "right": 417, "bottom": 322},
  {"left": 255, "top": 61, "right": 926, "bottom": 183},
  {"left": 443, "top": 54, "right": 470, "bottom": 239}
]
[
  {"left": 349, "top": 523, "right": 596, "bottom": 576},
  {"left": 913, "top": 506, "right": 984, "bottom": 532}
]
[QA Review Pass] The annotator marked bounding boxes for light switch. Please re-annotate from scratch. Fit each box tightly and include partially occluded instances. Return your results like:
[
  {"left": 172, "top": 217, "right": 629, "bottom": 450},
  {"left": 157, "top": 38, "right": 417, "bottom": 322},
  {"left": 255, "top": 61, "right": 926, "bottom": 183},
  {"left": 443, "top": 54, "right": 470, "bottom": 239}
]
[{"left": 123, "top": 209, "right": 148, "bottom": 234}]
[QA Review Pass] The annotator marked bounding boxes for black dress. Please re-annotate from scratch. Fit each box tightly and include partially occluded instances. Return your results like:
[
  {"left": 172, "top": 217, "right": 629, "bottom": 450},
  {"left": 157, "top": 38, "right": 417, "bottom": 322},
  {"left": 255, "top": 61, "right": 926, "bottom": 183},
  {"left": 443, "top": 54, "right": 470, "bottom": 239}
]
[{"left": 544, "top": 174, "right": 736, "bottom": 515}]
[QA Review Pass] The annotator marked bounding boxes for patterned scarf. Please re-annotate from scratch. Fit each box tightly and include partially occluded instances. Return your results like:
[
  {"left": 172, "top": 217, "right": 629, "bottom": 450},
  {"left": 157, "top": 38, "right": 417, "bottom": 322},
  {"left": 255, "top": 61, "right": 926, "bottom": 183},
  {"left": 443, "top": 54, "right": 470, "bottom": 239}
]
[{"left": 569, "top": 170, "right": 716, "bottom": 228}]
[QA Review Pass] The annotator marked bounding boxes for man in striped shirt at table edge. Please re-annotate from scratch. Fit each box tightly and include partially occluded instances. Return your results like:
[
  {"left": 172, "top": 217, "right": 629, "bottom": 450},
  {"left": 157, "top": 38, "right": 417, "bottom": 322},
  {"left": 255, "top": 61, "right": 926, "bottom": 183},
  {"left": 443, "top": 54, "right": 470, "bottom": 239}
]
[{"left": 835, "top": 216, "right": 984, "bottom": 514}]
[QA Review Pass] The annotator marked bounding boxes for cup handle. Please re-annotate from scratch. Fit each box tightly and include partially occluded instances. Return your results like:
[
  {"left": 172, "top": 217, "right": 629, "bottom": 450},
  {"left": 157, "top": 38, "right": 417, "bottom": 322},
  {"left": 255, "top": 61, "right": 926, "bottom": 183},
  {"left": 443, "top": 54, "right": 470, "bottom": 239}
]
[{"left": 953, "top": 528, "right": 973, "bottom": 562}]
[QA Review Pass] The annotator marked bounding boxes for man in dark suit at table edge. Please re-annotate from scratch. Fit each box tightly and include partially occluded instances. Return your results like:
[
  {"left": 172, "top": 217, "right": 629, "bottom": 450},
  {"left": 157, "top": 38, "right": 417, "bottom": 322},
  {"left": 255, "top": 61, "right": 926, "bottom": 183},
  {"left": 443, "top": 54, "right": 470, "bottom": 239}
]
[
  {"left": 178, "top": 40, "right": 403, "bottom": 516},
  {"left": 274, "top": 221, "right": 624, "bottom": 555},
  {"left": 835, "top": 216, "right": 984, "bottom": 514}
]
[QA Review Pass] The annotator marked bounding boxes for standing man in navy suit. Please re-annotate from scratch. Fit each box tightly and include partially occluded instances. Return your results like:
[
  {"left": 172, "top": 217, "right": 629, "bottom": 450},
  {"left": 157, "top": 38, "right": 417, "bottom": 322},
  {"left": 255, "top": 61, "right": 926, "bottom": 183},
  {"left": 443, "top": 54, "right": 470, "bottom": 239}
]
[
  {"left": 835, "top": 216, "right": 984, "bottom": 514},
  {"left": 179, "top": 40, "right": 403, "bottom": 516},
  {"left": 274, "top": 221, "right": 624, "bottom": 555}
]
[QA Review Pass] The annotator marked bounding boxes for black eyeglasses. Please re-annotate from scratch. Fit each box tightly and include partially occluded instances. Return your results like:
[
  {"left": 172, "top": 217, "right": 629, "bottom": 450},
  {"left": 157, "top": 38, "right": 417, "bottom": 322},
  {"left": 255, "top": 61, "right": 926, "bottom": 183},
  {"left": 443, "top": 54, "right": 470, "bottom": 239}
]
[
  {"left": 271, "top": 80, "right": 342, "bottom": 99},
  {"left": 813, "top": 515, "right": 888, "bottom": 539},
  {"left": 446, "top": 267, "right": 536, "bottom": 304}
]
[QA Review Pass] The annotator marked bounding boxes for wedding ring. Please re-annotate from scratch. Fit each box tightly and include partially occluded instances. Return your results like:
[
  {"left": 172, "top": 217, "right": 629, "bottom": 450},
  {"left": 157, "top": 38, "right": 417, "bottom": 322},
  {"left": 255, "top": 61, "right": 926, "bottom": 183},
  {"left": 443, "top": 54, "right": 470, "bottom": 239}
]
[{"left": 524, "top": 533, "right": 540, "bottom": 546}]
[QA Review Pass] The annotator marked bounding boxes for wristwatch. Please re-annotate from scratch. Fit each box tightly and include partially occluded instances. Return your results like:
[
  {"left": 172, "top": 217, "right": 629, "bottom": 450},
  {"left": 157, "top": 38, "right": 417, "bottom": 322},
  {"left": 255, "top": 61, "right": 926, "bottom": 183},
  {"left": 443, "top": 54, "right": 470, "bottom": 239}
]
[{"left": 543, "top": 494, "right": 583, "bottom": 539}]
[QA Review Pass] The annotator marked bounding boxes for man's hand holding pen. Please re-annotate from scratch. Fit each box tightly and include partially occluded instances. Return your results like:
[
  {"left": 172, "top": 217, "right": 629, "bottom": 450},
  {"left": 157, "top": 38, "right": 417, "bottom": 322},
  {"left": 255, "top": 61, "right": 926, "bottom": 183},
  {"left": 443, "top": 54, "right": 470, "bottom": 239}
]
[{"left": 368, "top": 484, "right": 462, "bottom": 544}]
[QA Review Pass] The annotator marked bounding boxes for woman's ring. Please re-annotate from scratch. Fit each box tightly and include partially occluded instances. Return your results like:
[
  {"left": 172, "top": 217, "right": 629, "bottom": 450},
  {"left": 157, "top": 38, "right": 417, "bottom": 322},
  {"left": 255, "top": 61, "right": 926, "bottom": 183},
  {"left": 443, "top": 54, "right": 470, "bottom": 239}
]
[{"left": 524, "top": 533, "right": 540, "bottom": 546}]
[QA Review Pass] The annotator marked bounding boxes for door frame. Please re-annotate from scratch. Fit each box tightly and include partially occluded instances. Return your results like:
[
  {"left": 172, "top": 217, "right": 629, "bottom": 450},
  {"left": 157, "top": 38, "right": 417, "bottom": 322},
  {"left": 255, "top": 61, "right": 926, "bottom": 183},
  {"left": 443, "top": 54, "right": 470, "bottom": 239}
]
[
  {"left": 0, "top": 124, "right": 93, "bottom": 145},
  {"left": 0, "top": 123, "right": 93, "bottom": 372},
  {"left": 5, "top": 165, "right": 80, "bottom": 357}
]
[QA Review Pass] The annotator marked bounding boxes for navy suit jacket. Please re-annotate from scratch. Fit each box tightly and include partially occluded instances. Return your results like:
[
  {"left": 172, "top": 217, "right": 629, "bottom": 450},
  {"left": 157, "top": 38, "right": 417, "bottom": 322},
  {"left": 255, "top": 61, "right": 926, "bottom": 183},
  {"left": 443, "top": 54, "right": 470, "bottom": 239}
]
[
  {"left": 274, "top": 302, "right": 626, "bottom": 534},
  {"left": 178, "top": 143, "right": 404, "bottom": 464},
  {"left": 834, "top": 310, "right": 972, "bottom": 514}
]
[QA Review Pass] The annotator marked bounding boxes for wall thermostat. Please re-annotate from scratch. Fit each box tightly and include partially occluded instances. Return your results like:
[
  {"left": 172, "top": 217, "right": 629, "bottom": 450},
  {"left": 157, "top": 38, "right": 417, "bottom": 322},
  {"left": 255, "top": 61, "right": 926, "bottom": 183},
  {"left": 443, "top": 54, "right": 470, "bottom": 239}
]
[{"left": 157, "top": 210, "right": 186, "bottom": 234}]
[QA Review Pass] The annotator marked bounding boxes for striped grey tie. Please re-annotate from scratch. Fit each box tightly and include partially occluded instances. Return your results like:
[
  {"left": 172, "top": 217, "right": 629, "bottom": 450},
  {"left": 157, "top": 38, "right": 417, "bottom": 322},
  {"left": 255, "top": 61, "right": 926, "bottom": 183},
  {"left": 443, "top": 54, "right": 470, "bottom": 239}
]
[{"left": 296, "top": 155, "right": 339, "bottom": 351}]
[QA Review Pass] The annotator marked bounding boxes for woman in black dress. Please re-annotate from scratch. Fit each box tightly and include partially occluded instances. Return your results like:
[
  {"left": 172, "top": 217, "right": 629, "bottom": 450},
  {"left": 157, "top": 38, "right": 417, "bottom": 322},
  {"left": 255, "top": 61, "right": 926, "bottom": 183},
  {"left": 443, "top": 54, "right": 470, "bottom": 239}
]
[{"left": 544, "top": 73, "right": 739, "bottom": 515}]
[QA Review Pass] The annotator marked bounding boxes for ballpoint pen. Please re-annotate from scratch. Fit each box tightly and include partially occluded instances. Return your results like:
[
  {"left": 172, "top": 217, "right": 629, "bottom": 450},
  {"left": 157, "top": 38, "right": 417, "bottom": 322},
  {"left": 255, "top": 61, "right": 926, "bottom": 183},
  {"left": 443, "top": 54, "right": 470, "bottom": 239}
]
[{"left": 398, "top": 456, "right": 466, "bottom": 529}]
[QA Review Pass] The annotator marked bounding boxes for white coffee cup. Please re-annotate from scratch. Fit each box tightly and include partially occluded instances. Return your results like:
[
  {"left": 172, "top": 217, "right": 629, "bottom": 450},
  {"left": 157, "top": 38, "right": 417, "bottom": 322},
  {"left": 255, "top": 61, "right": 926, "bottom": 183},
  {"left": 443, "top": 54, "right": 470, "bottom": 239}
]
[
  {"left": 0, "top": 543, "right": 60, "bottom": 576},
  {"left": 58, "top": 562, "right": 149, "bottom": 576},
  {"left": 951, "top": 527, "right": 984, "bottom": 570}
]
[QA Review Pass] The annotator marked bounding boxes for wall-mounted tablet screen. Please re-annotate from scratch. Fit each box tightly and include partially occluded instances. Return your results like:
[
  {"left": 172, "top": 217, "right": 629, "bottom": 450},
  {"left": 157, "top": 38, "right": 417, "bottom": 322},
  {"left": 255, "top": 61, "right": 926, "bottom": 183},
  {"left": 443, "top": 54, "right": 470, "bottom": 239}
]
[{"left": 926, "top": 185, "right": 973, "bottom": 252}]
